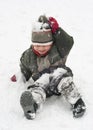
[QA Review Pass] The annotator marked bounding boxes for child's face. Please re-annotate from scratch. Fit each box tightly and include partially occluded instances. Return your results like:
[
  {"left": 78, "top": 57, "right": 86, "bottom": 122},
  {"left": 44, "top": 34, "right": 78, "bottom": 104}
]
[{"left": 33, "top": 44, "right": 52, "bottom": 55}]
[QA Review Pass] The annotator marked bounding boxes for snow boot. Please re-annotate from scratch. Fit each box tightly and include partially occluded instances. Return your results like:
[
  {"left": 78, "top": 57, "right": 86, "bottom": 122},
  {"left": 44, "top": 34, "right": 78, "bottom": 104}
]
[
  {"left": 72, "top": 98, "right": 86, "bottom": 118},
  {"left": 20, "top": 91, "right": 38, "bottom": 120}
]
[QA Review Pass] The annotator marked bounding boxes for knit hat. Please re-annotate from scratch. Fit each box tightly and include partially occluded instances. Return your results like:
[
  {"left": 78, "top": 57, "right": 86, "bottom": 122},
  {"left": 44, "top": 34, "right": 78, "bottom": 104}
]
[{"left": 31, "top": 22, "right": 53, "bottom": 46}]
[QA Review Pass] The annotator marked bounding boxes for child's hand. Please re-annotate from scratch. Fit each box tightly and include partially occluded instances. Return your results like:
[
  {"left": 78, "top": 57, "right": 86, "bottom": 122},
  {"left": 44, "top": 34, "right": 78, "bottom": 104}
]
[{"left": 48, "top": 17, "right": 59, "bottom": 33}]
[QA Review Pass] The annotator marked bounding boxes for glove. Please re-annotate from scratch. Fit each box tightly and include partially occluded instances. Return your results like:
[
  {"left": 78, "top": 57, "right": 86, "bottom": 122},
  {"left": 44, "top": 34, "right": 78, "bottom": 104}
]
[
  {"left": 39, "top": 68, "right": 50, "bottom": 75},
  {"left": 10, "top": 72, "right": 27, "bottom": 83},
  {"left": 48, "top": 17, "right": 59, "bottom": 33},
  {"left": 10, "top": 74, "right": 17, "bottom": 82}
]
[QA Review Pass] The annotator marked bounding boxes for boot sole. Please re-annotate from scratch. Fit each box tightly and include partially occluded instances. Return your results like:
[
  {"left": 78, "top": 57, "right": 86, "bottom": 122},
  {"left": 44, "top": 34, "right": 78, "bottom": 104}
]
[
  {"left": 20, "top": 91, "right": 33, "bottom": 107},
  {"left": 20, "top": 91, "right": 36, "bottom": 119}
]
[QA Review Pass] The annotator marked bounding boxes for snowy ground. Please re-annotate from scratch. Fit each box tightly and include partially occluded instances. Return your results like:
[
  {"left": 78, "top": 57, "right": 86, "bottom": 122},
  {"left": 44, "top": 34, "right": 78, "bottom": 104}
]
[{"left": 0, "top": 0, "right": 93, "bottom": 130}]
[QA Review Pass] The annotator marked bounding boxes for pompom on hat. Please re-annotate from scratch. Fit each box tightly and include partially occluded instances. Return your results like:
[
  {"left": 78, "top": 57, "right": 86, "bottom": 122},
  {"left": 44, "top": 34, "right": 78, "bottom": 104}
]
[{"left": 31, "top": 21, "right": 53, "bottom": 46}]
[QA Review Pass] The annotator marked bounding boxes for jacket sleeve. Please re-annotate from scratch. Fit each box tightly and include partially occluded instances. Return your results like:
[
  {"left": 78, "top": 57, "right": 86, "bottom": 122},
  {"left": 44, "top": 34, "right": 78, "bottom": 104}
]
[
  {"left": 53, "top": 27, "right": 74, "bottom": 58},
  {"left": 20, "top": 49, "right": 43, "bottom": 81},
  {"left": 20, "top": 50, "right": 32, "bottom": 81}
]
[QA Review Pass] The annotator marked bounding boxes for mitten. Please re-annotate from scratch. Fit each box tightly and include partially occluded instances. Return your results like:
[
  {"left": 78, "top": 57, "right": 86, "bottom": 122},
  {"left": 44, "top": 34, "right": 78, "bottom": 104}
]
[
  {"left": 48, "top": 17, "right": 59, "bottom": 33},
  {"left": 32, "top": 68, "right": 50, "bottom": 81},
  {"left": 10, "top": 74, "right": 17, "bottom": 82}
]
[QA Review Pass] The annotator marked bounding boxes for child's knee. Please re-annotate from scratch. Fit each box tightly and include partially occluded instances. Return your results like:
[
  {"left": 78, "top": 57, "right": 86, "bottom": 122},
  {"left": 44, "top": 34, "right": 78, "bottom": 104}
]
[{"left": 57, "top": 76, "right": 73, "bottom": 93}]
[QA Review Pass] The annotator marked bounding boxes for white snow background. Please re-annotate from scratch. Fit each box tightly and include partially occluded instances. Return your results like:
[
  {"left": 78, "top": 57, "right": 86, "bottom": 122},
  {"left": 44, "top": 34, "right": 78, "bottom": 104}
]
[{"left": 0, "top": 0, "right": 93, "bottom": 130}]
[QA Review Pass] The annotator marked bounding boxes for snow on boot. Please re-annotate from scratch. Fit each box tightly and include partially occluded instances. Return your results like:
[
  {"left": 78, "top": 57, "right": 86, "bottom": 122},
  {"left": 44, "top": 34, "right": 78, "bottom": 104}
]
[
  {"left": 20, "top": 91, "right": 38, "bottom": 120},
  {"left": 72, "top": 98, "right": 86, "bottom": 118}
]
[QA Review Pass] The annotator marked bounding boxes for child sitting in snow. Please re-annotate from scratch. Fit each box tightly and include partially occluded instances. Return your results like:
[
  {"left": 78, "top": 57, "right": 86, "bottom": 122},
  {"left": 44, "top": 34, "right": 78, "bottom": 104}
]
[{"left": 12, "top": 15, "right": 86, "bottom": 119}]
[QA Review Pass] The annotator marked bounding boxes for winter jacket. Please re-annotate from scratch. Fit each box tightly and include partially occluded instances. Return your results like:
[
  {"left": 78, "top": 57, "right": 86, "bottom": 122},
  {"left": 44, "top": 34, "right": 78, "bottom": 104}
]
[{"left": 20, "top": 27, "right": 74, "bottom": 81}]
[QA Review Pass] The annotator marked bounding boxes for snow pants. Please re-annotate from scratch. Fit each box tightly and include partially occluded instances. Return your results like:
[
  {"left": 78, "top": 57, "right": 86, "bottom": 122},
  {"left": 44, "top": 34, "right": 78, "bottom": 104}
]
[{"left": 28, "top": 67, "right": 81, "bottom": 107}]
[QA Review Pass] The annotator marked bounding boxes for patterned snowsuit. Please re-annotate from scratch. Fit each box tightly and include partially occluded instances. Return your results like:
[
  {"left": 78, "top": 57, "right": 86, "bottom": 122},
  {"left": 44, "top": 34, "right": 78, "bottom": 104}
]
[
  {"left": 20, "top": 41, "right": 81, "bottom": 109},
  {"left": 27, "top": 67, "right": 81, "bottom": 107}
]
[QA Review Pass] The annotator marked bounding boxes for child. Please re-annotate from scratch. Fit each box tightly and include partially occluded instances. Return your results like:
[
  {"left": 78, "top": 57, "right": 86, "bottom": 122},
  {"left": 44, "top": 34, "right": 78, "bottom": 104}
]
[{"left": 18, "top": 15, "right": 86, "bottom": 119}]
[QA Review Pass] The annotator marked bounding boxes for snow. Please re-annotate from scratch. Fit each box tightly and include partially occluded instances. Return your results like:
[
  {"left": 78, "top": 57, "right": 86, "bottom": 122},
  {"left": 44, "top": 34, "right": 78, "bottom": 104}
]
[
  {"left": 0, "top": 0, "right": 93, "bottom": 130},
  {"left": 32, "top": 22, "right": 50, "bottom": 32}
]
